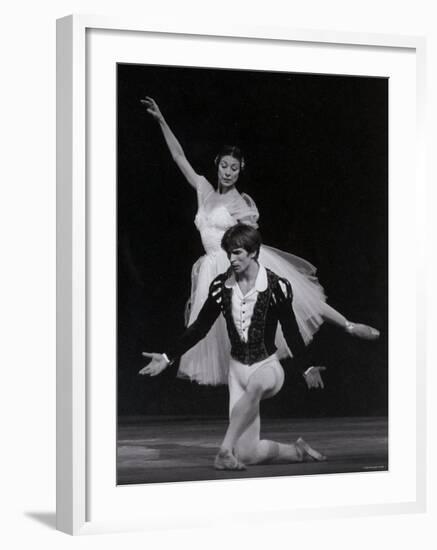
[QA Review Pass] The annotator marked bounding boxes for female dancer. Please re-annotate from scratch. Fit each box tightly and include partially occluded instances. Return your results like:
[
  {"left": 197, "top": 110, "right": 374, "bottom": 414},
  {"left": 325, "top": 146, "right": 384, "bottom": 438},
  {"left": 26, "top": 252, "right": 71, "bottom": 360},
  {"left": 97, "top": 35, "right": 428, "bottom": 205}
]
[{"left": 140, "top": 97, "right": 380, "bottom": 385}]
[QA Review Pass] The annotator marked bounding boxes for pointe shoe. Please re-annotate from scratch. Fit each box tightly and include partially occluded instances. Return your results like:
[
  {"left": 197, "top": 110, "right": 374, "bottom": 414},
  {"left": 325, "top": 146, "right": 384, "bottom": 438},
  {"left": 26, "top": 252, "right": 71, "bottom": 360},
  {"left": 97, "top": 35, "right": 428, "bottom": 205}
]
[
  {"left": 214, "top": 449, "right": 247, "bottom": 471},
  {"left": 296, "top": 437, "right": 327, "bottom": 462},
  {"left": 345, "top": 321, "right": 380, "bottom": 340}
]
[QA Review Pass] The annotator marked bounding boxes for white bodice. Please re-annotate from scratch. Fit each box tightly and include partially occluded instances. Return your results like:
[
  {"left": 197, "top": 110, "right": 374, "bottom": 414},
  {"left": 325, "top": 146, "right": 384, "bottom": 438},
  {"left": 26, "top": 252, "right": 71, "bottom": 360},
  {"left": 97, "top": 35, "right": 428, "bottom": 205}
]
[
  {"left": 194, "top": 204, "right": 235, "bottom": 255},
  {"left": 193, "top": 176, "right": 259, "bottom": 255}
]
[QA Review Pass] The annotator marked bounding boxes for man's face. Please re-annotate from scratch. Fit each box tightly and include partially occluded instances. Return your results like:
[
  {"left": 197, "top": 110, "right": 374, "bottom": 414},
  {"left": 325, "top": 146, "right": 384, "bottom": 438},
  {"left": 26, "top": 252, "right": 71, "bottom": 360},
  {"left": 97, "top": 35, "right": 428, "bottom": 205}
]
[{"left": 228, "top": 247, "right": 256, "bottom": 274}]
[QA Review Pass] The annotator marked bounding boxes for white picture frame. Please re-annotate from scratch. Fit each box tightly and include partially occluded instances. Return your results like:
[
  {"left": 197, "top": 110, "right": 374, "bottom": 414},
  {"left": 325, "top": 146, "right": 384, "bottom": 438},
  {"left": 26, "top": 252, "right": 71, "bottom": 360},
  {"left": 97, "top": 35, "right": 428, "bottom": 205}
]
[{"left": 56, "top": 14, "right": 427, "bottom": 535}]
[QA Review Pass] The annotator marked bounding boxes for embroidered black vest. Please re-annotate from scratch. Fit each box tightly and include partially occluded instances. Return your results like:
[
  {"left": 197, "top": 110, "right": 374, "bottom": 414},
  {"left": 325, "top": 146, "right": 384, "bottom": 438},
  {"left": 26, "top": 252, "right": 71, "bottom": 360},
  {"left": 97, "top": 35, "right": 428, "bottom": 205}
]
[{"left": 221, "top": 268, "right": 282, "bottom": 365}]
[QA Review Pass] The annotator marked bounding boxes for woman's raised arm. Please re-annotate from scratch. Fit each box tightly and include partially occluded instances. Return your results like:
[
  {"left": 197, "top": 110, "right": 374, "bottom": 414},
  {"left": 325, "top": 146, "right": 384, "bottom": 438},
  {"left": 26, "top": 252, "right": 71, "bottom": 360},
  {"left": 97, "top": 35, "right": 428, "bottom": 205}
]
[{"left": 140, "top": 96, "right": 200, "bottom": 189}]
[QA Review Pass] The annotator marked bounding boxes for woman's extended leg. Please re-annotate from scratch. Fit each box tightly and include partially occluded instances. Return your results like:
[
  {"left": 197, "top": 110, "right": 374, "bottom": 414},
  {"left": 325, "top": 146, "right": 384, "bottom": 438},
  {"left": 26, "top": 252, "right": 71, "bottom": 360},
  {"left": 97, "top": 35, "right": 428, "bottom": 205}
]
[{"left": 321, "top": 303, "right": 380, "bottom": 340}]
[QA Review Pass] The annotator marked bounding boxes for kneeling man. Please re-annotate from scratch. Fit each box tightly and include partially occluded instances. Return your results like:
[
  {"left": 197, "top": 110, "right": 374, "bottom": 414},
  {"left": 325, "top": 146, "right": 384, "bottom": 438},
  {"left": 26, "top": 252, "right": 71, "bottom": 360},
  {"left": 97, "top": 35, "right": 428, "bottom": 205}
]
[{"left": 140, "top": 223, "right": 326, "bottom": 470}]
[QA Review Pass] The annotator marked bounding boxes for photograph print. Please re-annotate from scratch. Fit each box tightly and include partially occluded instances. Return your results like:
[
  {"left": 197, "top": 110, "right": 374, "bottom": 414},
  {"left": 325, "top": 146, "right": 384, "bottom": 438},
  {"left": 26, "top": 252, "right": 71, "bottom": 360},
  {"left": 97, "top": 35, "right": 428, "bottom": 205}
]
[{"left": 116, "top": 62, "right": 388, "bottom": 485}]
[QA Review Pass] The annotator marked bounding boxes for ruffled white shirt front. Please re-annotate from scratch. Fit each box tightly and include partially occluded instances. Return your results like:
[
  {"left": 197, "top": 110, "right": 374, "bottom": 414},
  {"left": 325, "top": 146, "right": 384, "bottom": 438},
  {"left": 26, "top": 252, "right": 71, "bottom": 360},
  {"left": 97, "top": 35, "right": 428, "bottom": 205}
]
[{"left": 225, "top": 264, "right": 268, "bottom": 342}]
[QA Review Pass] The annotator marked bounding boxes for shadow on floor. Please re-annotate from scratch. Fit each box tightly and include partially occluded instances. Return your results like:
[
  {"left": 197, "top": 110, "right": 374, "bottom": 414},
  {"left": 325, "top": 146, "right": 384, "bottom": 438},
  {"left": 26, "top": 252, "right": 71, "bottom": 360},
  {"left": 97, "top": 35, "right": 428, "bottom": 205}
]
[{"left": 24, "top": 511, "right": 56, "bottom": 530}]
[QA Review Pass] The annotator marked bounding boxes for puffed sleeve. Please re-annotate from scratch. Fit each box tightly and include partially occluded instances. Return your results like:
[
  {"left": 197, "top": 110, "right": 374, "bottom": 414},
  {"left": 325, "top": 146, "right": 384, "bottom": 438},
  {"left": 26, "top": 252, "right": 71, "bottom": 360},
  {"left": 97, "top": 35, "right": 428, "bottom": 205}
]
[
  {"left": 272, "top": 278, "right": 307, "bottom": 369},
  {"left": 237, "top": 193, "right": 259, "bottom": 228},
  {"left": 195, "top": 176, "right": 215, "bottom": 206}
]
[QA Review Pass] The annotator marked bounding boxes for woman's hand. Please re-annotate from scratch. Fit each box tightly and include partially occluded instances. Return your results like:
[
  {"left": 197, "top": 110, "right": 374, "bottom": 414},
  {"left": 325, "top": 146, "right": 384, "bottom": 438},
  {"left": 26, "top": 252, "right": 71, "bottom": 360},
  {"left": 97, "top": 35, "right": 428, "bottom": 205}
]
[
  {"left": 139, "top": 96, "right": 199, "bottom": 188},
  {"left": 140, "top": 96, "right": 164, "bottom": 122}
]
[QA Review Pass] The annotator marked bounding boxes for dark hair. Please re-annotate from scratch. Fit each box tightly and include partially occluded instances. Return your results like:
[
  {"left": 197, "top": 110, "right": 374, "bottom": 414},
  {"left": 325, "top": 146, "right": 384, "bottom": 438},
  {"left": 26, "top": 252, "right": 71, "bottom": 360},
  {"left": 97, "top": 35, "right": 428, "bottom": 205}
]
[
  {"left": 221, "top": 223, "right": 261, "bottom": 260},
  {"left": 214, "top": 145, "right": 246, "bottom": 171}
]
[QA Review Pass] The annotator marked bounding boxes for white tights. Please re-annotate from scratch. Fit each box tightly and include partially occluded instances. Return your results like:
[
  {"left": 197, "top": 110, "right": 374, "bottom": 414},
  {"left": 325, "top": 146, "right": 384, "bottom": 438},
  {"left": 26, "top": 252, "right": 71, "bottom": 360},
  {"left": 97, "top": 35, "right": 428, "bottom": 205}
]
[{"left": 224, "top": 355, "right": 302, "bottom": 465}]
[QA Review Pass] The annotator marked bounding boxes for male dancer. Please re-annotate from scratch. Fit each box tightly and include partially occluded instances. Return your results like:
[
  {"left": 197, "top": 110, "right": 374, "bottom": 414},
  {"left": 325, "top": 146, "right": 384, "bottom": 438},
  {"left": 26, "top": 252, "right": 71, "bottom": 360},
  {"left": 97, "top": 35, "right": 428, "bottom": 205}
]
[{"left": 139, "top": 224, "right": 326, "bottom": 470}]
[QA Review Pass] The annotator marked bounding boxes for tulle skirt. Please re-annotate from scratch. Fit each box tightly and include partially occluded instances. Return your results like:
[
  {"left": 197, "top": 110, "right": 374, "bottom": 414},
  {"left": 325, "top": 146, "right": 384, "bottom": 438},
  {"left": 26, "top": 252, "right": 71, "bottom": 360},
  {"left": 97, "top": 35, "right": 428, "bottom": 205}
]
[{"left": 177, "top": 245, "right": 327, "bottom": 385}]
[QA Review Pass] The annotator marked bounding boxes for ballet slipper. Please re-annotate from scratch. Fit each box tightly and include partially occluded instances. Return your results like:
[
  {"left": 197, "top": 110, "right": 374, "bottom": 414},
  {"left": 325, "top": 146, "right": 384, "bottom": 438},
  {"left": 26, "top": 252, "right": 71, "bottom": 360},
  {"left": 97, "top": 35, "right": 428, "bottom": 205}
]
[
  {"left": 214, "top": 448, "right": 247, "bottom": 470},
  {"left": 345, "top": 321, "right": 380, "bottom": 340},
  {"left": 295, "top": 437, "right": 327, "bottom": 462}
]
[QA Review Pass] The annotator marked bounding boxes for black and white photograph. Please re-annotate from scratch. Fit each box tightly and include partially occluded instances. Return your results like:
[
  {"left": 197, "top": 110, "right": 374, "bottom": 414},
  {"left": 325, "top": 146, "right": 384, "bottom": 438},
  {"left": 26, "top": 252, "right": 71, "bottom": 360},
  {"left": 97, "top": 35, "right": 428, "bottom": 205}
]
[
  {"left": 2, "top": 0, "right": 433, "bottom": 543},
  {"left": 116, "top": 63, "right": 388, "bottom": 485}
]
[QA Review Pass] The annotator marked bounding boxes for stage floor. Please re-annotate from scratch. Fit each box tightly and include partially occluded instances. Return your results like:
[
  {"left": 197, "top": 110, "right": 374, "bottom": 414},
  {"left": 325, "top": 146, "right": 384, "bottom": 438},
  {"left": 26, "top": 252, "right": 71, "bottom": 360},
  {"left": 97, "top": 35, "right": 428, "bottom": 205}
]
[{"left": 117, "top": 416, "right": 388, "bottom": 485}]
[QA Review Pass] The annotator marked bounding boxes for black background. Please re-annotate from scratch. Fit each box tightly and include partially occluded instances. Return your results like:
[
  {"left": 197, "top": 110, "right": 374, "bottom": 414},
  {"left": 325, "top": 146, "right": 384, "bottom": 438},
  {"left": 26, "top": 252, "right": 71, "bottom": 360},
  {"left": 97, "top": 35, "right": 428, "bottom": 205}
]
[{"left": 117, "top": 63, "right": 388, "bottom": 419}]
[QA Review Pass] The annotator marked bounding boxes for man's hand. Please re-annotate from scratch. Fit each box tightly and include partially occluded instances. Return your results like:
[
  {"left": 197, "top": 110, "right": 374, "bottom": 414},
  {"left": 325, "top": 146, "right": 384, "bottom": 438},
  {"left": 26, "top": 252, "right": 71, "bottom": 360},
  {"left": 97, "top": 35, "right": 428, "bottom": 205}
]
[
  {"left": 138, "top": 352, "right": 169, "bottom": 377},
  {"left": 303, "top": 366, "right": 326, "bottom": 389}
]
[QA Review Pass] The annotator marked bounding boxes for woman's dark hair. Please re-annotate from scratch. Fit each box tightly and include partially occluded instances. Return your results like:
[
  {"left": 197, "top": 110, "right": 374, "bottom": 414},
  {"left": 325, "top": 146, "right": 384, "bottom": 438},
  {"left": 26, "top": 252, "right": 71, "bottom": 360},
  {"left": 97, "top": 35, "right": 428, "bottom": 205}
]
[
  {"left": 221, "top": 223, "right": 261, "bottom": 260},
  {"left": 214, "top": 145, "right": 246, "bottom": 171}
]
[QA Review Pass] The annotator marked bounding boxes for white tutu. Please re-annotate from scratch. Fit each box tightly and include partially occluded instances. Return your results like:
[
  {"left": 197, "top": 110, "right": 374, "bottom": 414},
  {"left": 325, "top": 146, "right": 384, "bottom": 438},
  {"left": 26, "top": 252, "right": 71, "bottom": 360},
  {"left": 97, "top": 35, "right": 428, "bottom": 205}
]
[{"left": 177, "top": 176, "right": 327, "bottom": 386}]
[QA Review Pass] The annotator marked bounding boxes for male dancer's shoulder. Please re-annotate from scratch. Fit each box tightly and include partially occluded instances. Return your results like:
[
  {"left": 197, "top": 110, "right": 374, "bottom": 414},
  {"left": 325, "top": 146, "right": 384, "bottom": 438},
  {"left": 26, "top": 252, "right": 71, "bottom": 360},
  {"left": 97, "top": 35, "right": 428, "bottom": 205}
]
[
  {"left": 208, "top": 271, "right": 228, "bottom": 304},
  {"left": 265, "top": 268, "right": 293, "bottom": 303},
  {"left": 209, "top": 271, "right": 228, "bottom": 288}
]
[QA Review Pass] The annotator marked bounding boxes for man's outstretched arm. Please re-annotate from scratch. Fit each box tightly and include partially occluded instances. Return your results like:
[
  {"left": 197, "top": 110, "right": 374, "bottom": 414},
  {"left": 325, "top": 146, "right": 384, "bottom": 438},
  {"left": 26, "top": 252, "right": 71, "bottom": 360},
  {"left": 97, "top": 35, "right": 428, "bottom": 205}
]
[{"left": 139, "top": 276, "right": 224, "bottom": 376}]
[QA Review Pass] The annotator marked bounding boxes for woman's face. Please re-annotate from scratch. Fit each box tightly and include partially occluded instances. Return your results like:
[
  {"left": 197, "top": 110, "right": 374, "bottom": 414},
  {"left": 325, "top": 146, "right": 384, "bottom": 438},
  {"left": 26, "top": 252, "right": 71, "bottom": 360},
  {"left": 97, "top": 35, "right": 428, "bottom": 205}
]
[{"left": 217, "top": 155, "right": 241, "bottom": 189}]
